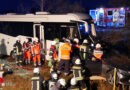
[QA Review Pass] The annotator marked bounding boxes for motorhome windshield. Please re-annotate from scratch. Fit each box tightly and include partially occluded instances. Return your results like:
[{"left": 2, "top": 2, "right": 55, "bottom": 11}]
[{"left": 78, "top": 22, "right": 91, "bottom": 39}]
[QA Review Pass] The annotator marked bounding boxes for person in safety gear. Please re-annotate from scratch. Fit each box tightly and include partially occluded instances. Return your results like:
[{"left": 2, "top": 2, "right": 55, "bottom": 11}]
[
  {"left": 92, "top": 43, "right": 103, "bottom": 61},
  {"left": 79, "top": 39, "right": 91, "bottom": 65},
  {"left": 48, "top": 72, "right": 58, "bottom": 90},
  {"left": 72, "top": 58, "right": 87, "bottom": 90},
  {"left": 71, "top": 38, "right": 80, "bottom": 57},
  {"left": 13, "top": 37, "right": 23, "bottom": 66},
  {"left": 49, "top": 41, "right": 58, "bottom": 73},
  {"left": 32, "top": 37, "right": 41, "bottom": 66},
  {"left": 57, "top": 39, "right": 72, "bottom": 76},
  {"left": 67, "top": 77, "right": 79, "bottom": 90},
  {"left": 54, "top": 38, "right": 60, "bottom": 52},
  {"left": 31, "top": 68, "right": 45, "bottom": 90},
  {"left": 50, "top": 78, "right": 66, "bottom": 90},
  {"left": 23, "top": 38, "right": 31, "bottom": 65}
]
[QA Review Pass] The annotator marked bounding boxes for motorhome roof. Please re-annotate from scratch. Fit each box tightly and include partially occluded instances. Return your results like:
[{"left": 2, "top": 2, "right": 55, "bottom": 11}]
[{"left": 0, "top": 12, "right": 91, "bottom": 23}]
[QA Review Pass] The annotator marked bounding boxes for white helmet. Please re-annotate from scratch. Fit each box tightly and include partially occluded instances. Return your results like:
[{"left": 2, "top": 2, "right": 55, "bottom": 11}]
[
  {"left": 83, "top": 39, "right": 88, "bottom": 44},
  {"left": 51, "top": 41, "right": 56, "bottom": 45},
  {"left": 33, "top": 68, "right": 39, "bottom": 73},
  {"left": 96, "top": 43, "right": 101, "bottom": 48},
  {"left": 58, "top": 78, "right": 66, "bottom": 86},
  {"left": 70, "top": 77, "right": 77, "bottom": 85},
  {"left": 65, "top": 39, "right": 70, "bottom": 43},
  {"left": 33, "top": 37, "right": 38, "bottom": 42},
  {"left": 52, "top": 72, "right": 58, "bottom": 80},
  {"left": 74, "top": 38, "right": 79, "bottom": 43},
  {"left": 75, "top": 58, "right": 81, "bottom": 65}
]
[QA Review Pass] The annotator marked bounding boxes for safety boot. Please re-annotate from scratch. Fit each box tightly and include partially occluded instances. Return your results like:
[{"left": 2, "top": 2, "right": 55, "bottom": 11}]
[
  {"left": 38, "top": 62, "right": 41, "bottom": 66},
  {"left": 25, "top": 60, "right": 28, "bottom": 65},
  {"left": 34, "top": 63, "right": 37, "bottom": 67},
  {"left": 28, "top": 60, "right": 31, "bottom": 64}
]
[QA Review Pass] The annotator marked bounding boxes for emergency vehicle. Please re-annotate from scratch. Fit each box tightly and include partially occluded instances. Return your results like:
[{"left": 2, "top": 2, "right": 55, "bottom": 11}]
[{"left": 89, "top": 8, "right": 128, "bottom": 27}]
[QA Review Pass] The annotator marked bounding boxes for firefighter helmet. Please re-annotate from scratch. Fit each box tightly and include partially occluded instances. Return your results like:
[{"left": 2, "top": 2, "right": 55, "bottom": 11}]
[
  {"left": 75, "top": 58, "right": 81, "bottom": 64},
  {"left": 96, "top": 43, "right": 101, "bottom": 48},
  {"left": 70, "top": 77, "right": 77, "bottom": 85},
  {"left": 58, "top": 78, "right": 66, "bottom": 86},
  {"left": 33, "top": 68, "right": 39, "bottom": 73},
  {"left": 65, "top": 39, "right": 70, "bottom": 43},
  {"left": 74, "top": 38, "right": 79, "bottom": 43},
  {"left": 83, "top": 39, "right": 88, "bottom": 44},
  {"left": 51, "top": 72, "right": 58, "bottom": 80}
]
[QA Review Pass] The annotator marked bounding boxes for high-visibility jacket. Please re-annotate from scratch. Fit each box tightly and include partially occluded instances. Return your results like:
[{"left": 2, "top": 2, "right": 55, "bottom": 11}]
[
  {"left": 60, "top": 43, "right": 71, "bottom": 60},
  {"left": 72, "top": 65, "right": 84, "bottom": 81},
  {"left": 13, "top": 41, "right": 23, "bottom": 55},
  {"left": 79, "top": 44, "right": 91, "bottom": 60},
  {"left": 32, "top": 42, "right": 41, "bottom": 55},
  {"left": 31, "top": 73, "right": 45, "bottom": 90},
  {"left": 93, "top": 49, "right": 103, "bottom": 60},
  {"left": 23, "top": 42, "right": 31, "bottom": 52}
]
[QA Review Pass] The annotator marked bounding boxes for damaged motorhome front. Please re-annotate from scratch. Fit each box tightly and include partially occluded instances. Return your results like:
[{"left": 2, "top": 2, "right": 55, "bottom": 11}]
[{"left": 0, "top": 12, "right": 96, "bottom": 56}]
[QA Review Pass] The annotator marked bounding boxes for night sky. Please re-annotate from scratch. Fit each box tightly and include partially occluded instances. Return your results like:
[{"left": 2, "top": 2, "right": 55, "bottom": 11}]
[{"left": 0, "top": 0, "right": 109, "bottom": 13}]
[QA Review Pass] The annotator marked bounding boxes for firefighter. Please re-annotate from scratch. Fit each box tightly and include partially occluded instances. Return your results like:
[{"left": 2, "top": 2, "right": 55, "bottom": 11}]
[
  {"left": 57, "top": 39, "right": 71, "bottom": 76},
  {"left": 92, "top": 43, "right": 103, "bottom": 61},
  {"left": 67, "top": 77, "right": 79, "bottom": 90},
  {"left": 79, "top": 39, "right": 91, "bottom": 65},
  {"left": 31, "top": 68, "right": 45, "bottom": 90},
  {"left": 48, "top": 72, "right": 58, "bottom": 90},
  {"left": 72, "top": 59, "right": 87, "bottom": 90},
  {"left": 49, "top": 41, "right": 57, "bottom": 73},
  {"left": 50, "top": 78, "right": 66, "bottom": 90},
  {"left": 32, "top": 38, "right": 41, "bottom": 66},
  {"left": 72, "top": 38, "right": 80, "bottom": 57},
  {"left": 23, "top": 38, "right": 31, "bottom": 65},
  {"left": 13, "top": 37, "right": 23, "bottom": 66}
]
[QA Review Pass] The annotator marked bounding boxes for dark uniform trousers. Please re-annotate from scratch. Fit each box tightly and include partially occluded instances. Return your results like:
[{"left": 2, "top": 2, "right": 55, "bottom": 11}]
[
  {"left": 31, "top": 74, "right": 44, "bottom": 90},
  {"left": 72, "top": 65, "right": 87, "bottom": 90},
  {"left": 49, "top": 79, "right": 57, "bottom": 90},
  {"left": 58, "top": 60, "right": 70, "bottom": 73}
]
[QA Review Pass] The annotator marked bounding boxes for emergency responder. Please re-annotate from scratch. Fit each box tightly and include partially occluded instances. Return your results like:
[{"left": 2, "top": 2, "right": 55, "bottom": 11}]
[
  {"left": 49, "top": 41, "right": 57, "bottom": 73},
  {"left": 13, "top": 37, "right": 23, "bottom": 66},
  {"left": 57, "top": 39, "right": 71, "bottom": 76},
  {"left": 92, "top": 43, "right": 103, "bottom": 61},
  {"left": 72, "top": 38, "right": 80, "bottom": 57},
  {"left": 23, "top": 38, "right": 31, "bottom": 65},
  {"left": 54, "top": 38, "right": 60, "bottom": 52},
  {"left": 32, "top": 38, "right": 41, "bottom": 66},
  {"left": 31, "top": 68, "right": 45, "bottom": 90},
  {"left": 48, "top": 72, "right": 58, "bottom": 90},
  {"left": 79, "top": 39, "right": 91, "bottom": 65},
  {"left": 67, "top": 77, "right": 79, "bottom": 90},
  {"left": 50, "top": 78, "right": 66, "bottom": 90},
  {"left": 72, "top": 59, "right": 87, "bottom": 90}
]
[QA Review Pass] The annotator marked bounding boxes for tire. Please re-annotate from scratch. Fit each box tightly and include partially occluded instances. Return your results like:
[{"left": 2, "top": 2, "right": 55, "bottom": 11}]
[{"left": 10, "top": 50, "right": 16, "bottom": 59}]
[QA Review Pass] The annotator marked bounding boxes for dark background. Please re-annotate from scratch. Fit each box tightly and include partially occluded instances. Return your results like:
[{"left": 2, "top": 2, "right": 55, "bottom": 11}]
[{"left": 0, "top": 0, "right": 129, "bottom": 14}]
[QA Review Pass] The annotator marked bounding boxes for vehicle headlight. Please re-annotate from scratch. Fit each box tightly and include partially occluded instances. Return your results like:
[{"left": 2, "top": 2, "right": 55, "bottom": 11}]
[{"left": 91, "top": 43, "right": 94, "bottom": 47}]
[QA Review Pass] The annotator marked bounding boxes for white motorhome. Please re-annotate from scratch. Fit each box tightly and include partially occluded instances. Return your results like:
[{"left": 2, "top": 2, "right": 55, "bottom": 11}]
[{"left": 0, "top": 12, "right": 96, "bottom": 57}]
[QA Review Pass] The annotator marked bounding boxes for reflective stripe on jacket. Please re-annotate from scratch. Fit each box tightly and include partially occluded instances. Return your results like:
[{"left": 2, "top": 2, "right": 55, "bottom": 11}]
[{"left": 93, "top": 49, "right": 103, "bottom": 60}]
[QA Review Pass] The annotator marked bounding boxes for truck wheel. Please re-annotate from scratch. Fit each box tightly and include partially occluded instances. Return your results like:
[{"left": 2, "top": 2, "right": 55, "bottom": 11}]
[{"left": 10, "top": 51, "right": 16, "bottom": 59}]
